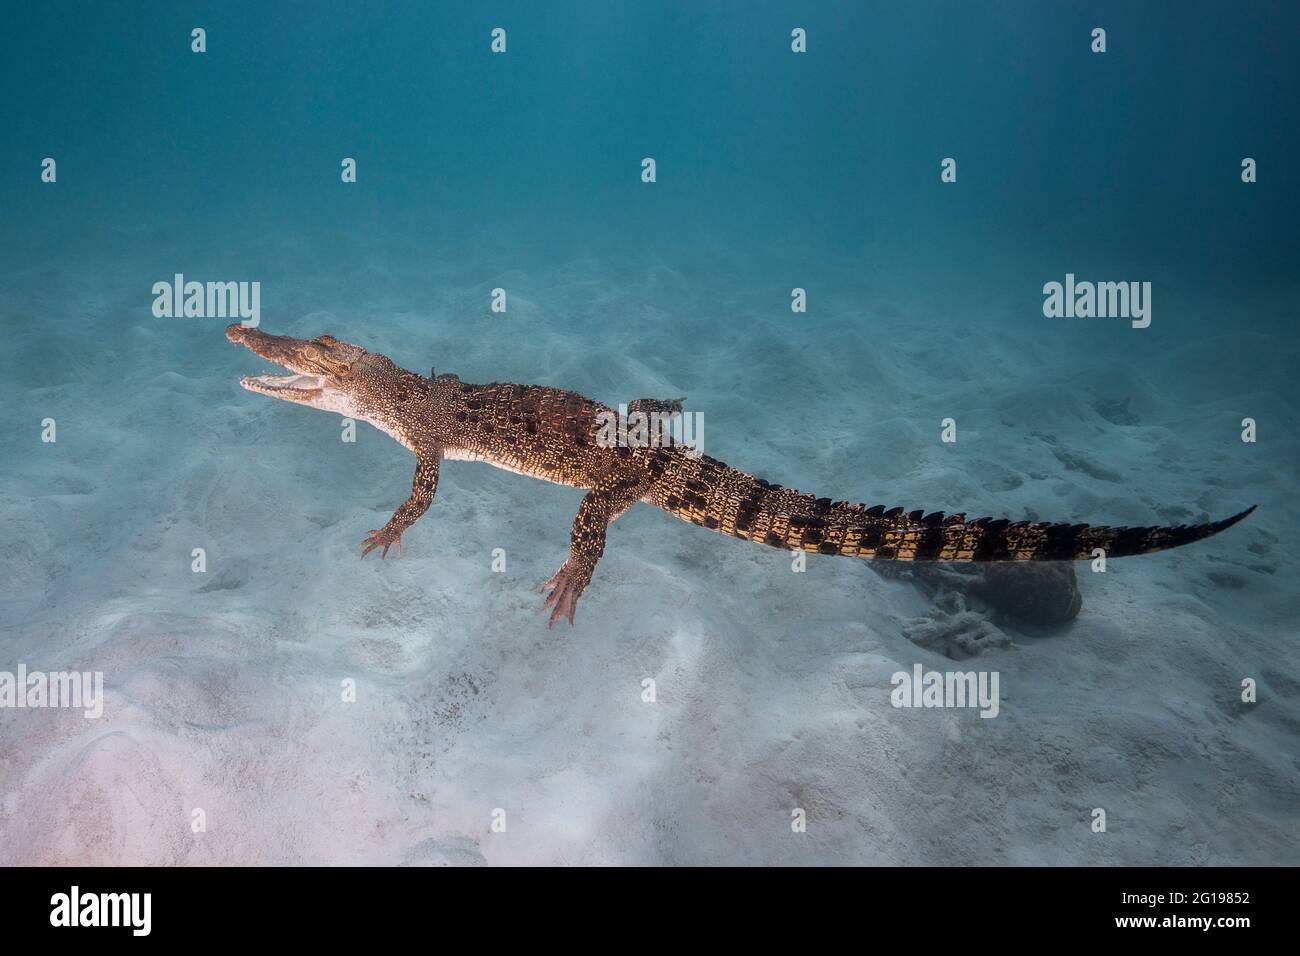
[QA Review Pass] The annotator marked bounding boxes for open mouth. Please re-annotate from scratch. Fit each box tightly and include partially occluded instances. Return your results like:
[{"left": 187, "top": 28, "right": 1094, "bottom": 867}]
[
  {"left": 229, "top": 327, "right": 326, "bottom": 398},
  {"left": 239, "top": 373, "right": 326, "bottom": 397}
]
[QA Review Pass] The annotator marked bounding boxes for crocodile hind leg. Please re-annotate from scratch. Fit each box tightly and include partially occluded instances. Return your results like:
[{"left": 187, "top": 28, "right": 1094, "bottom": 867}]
[
  {"left": 627, "top": 397, "right": 685, "bottom": 415},
  {"left": 626, "top": 397, "right": 686, "bottom": 453},
  {"left": 361, "top": 449, "right": 441, "bottom": 558},
  {"left": 542, "top": 474, "right": 650, "bottom": 627}
]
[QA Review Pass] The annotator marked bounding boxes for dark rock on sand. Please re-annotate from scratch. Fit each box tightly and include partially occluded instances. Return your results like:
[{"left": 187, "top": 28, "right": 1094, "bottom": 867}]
[{"left": 971, "top": 562, "right": 1083, "bottom": 626}]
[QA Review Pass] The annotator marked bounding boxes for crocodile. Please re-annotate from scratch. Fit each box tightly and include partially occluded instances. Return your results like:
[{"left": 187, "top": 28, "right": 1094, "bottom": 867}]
[{"left": 226, "top": 325, "right": 1255, "bottom": 626}]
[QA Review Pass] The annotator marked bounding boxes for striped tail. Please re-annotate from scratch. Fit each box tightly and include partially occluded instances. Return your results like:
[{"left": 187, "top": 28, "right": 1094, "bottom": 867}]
[{"left": 646, "top": 450, "right": 1255, "bottom": 562}]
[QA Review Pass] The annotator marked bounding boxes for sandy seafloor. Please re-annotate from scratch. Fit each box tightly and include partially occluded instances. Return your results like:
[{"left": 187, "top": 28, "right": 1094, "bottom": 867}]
[{"left": 1, "top": 234, "right": 1297, "bottom": 866}]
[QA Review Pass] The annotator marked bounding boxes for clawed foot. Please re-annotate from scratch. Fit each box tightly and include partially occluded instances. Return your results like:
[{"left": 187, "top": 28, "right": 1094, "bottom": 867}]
[
  {"left": 540, "top": 560, "right": 592, "bottom": 628},
  {"left": 360, "top": 526, "right": 403, "bottom": 559}
]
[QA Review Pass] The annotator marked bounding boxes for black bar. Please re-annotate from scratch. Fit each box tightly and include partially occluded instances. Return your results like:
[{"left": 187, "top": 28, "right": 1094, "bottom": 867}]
[{"left": 0, "top": 866, "right": 1282, "bottom": 941}]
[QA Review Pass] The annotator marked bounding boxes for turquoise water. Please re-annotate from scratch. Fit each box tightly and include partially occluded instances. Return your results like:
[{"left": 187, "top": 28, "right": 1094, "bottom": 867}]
[{"left": 1, "top": 3, "right": 1297, "bottom": 865}]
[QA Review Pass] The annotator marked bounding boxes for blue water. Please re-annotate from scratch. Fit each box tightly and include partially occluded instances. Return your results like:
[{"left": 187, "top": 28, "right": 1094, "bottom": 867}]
[{"left": 1, "top": 2, "right": 1296, "bottom": 865}]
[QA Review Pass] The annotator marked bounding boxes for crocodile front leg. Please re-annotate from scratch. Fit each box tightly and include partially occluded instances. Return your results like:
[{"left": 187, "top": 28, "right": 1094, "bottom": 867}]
[
  {"left": 542, "top": 474, "right": 650, "bottom": 627},
  {"left": 361, "top": 449, "right": 442, "bottom": 559}
]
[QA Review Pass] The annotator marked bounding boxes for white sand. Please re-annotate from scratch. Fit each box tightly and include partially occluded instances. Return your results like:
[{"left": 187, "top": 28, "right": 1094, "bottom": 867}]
[{"left": 1, "top": 241, "right": 1296, "bottom": 865}]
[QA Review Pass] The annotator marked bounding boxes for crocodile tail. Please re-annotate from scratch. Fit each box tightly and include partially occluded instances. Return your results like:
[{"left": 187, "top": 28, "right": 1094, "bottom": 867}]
[
  {"left": 646, "top": 450, "right": 1255, "bottom": 561},
  {"left": 829, "top": 503, "right": 1257, "bottom": 561}
]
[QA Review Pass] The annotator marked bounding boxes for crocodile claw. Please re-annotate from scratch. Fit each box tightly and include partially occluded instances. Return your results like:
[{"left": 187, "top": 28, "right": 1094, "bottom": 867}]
[
  {"left": 540, "top": 561, "right": 590, "bottom": 628},
  {"left": 361, "top": 527, "right": 402, "bottom": 559}
]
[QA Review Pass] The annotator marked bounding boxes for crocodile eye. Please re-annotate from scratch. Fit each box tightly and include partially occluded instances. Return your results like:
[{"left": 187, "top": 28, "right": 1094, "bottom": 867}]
[
  {"left": 308, "top": 346, "right": 353, "bottom": 375},
  {"left": 315, "top": 334, "right": 338, "bottom": 345}
]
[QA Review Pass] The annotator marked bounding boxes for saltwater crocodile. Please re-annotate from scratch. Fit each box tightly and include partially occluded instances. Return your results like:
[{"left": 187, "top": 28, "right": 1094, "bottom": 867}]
[{"left": 226, "top": 325, "right": 1254, "bottom": 626}]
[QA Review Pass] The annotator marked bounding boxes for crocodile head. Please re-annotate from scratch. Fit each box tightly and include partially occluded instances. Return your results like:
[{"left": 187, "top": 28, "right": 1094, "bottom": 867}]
[{"left": 226, "top": 325, "right": 401, "bottom": 422}]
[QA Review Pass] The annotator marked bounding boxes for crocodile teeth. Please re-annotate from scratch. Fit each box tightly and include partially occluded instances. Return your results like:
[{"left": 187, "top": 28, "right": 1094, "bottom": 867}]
[{"left": 240, "top": 374, "right": 325, "bottom": 393}]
